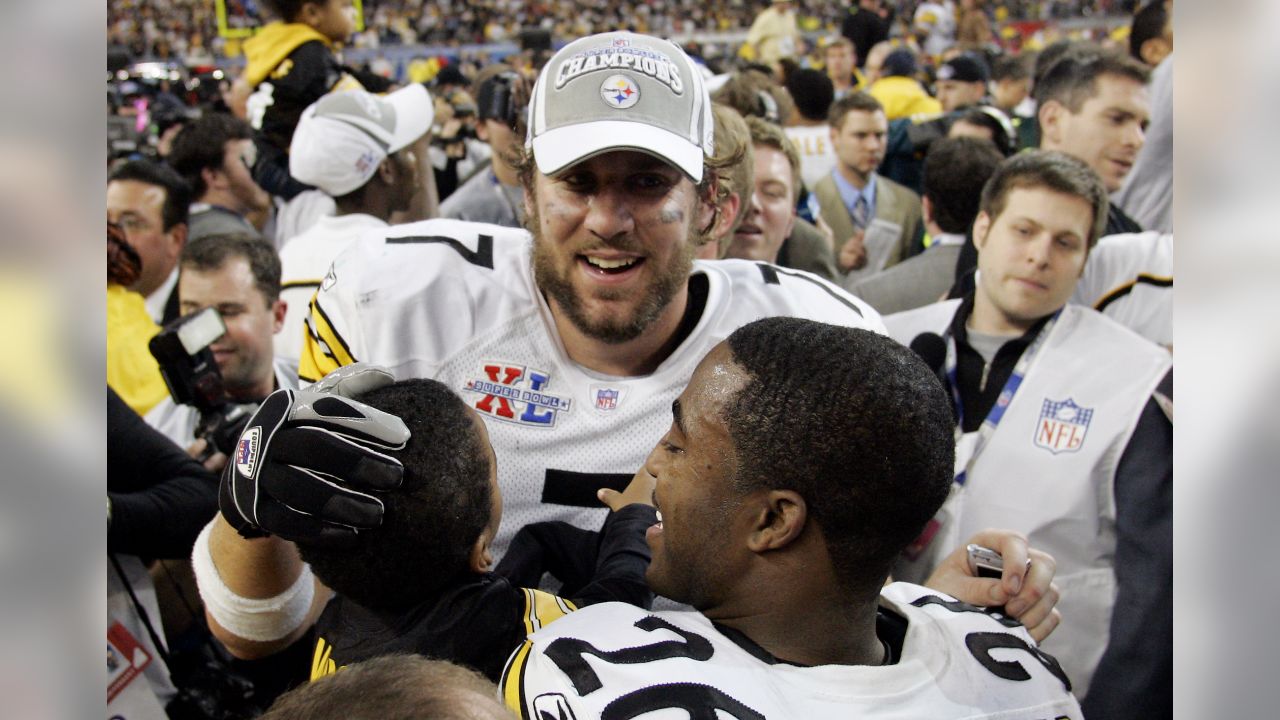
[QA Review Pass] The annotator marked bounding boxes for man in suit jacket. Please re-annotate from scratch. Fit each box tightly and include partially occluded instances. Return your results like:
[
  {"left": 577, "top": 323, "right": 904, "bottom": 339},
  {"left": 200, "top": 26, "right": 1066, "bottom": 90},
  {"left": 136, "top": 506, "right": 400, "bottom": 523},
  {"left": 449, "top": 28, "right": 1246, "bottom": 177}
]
[
  {"left": 811, "top": 92, "right": 923, "bottom": 287},
  {"left": 847, "top": 136, "right": 1003, "bottom": 313}
]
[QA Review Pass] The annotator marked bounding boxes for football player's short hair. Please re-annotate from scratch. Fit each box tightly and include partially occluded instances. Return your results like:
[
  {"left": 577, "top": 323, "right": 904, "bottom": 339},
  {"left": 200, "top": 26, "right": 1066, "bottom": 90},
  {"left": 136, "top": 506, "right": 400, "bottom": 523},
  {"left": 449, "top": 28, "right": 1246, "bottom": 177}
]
[
  {"left": 785, "top": 68, "right": 835, "bottom": 123},
  {"left": 296, "top": 379, "right": 494, "bottom": 612},
  {"left": 979, "top": 150, "right": 1110, "bottom": 247},
  {"left": 723, "top": 318, "right": 954, "bottom": 598},
  {"left": 260, "top": 655, "right": 509, "bottom": 720}
]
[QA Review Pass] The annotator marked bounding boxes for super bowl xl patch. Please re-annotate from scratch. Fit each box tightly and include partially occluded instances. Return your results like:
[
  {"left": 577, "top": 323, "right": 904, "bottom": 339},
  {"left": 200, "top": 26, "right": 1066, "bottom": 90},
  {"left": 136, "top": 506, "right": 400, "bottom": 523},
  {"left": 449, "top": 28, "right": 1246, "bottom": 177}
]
[
  {"left": 464, "top": 362, "right": 572, "bottom": 427},
  {"left": 1033, "top": 398, "right": 1093, "bottom": 454}
]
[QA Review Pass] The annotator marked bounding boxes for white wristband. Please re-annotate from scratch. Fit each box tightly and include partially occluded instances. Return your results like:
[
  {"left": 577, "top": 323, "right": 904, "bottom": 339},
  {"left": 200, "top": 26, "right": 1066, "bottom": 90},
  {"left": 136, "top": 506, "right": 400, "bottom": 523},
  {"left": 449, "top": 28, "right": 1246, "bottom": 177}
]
[{"left": 191, "top": 520, "right": 316, "bottom": 643}]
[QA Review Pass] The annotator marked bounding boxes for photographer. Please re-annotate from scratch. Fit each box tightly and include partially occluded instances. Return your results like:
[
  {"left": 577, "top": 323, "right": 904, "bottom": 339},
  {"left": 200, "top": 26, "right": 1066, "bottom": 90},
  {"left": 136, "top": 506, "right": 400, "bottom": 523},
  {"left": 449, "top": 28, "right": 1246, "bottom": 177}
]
[
  {"left": 146, "top": 233, "right": 297, "bottom": 469},
  {"left": 437, "top": 64, "right": 529, "bottom": 228}
]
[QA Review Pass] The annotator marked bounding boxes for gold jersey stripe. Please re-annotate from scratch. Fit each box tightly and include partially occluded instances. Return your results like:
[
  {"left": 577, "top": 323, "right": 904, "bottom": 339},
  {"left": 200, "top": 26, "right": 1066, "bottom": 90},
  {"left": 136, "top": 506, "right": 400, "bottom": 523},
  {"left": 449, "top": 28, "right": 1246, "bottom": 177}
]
[
  {"left": 300, "top": 295, "right": 354, "bottom": 380},
  {"left": 500, "top": 640, "right": 534, "bottom": 717}
]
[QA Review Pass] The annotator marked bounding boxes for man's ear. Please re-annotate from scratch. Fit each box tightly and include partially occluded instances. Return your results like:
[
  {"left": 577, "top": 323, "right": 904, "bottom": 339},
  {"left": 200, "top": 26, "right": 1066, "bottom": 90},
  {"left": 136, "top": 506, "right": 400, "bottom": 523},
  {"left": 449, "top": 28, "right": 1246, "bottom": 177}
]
[
  {"left": 468, "top": 528, "right": 494, "bottom": 574},
  {"left": 377, "top": 156, "right": 397, "bottom": 185},
  {"left": 745, "top": 489, "right": 807, "bottom": 553},
  {"left": 709, "top": 191, "right": 742, "bottom": 243},
  {"left": 270, "top": 299, "right": 287, "bottom": 333},
  {"left": 1037, "top": 100, "right": 1065, "bottom": 147},
  {"left": 202, "top": 166, "right": 225, "bottom": 193},
  {"left": 971, "top": 211, "right": 991, "bottom": 251},
  {"left": 297, "top": 0, "right": 324, "bottom": 27},
  {"left": 921, "top": 195, "right": 935, "bottom": 226}
]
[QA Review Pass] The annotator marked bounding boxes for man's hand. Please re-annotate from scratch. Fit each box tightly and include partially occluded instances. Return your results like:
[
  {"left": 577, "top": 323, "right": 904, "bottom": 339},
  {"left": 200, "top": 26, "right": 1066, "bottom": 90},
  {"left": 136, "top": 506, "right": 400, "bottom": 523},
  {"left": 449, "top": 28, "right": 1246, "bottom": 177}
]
[
  {"left": 838, "top": 229, "right": 868, "bottom": 273},
  {"left": 924, "top": 529, "right": 1062, "bottom": 643},
  {"left": 218, "top": 364, "right": 410, "bottom": 547},
  {"left": 597, "top": 467, "right": 657, "bottom": 512},
  {"left": 187, "top": 438, "right": 228, "bottom": 473}
]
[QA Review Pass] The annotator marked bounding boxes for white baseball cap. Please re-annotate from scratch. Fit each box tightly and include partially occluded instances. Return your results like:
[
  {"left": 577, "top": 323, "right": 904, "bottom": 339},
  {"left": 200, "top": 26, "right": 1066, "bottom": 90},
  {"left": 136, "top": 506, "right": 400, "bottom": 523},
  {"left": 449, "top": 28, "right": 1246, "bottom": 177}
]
[
  {"left": 526, "top": 32, "right": 714, "bottom": 182},
  {"left": 290, "top": 84, "right": 434, "bottom": 197}
]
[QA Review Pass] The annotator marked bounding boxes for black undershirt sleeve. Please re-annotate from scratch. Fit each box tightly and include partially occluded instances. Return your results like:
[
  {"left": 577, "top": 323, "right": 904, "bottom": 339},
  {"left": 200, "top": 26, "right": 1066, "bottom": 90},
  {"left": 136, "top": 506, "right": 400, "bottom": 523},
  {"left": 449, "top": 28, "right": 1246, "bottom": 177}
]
[{"left": 1082, "top": 368, "right": 1172, "bottom": 718}]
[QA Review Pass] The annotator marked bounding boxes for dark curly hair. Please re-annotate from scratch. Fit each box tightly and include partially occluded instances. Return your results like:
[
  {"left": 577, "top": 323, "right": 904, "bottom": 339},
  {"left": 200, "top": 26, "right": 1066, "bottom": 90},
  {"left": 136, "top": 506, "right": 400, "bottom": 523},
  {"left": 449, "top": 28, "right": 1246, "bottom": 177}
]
[
  {"left": 297, "top": 379, "right": 494, "bottom": 612},
  {"left": 724, "top": 318, "right": 954, "bottom": 599}
]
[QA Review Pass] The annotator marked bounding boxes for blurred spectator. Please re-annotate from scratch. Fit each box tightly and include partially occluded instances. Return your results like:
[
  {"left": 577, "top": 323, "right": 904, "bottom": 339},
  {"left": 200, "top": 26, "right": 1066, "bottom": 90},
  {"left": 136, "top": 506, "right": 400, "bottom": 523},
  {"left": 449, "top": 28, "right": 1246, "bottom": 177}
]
[
  {"left": 783, "top": 69, "right": 839, "bottom": 191},
  {"left": 947, "top": 105, "right": 1017, "bottom": 156},
  {"left": 955, "top": 0, "right": 994, "bottom": 48},
  {"left": 934, "top": 53, "right": 990, "bottom": 112},
  {"left": 990, "top": 52, "right": 1035, "bottom": 118},
  {"left": 867, "top": 48, "right": 943, "bottom": 119},
  {"left": 744, "top": 0, "right": 801, "bottom": 68},
  {"left": 726, "top": 116, "right": 800, "bottom": 264},
  {"left": 913, "top": 0, "right": 957, "bottom": 58},
  {"left": 439, "top": 66, "right": 528, "bottom": 227},
  {"left": 167, "top": 112, "right": 272, "bottom": 238},
  {"left": 822, "top": 36, "right": 866, "bottom": 100},
  {"left": 1114, "top": 0, "right": 1171, "bottom": 232},
  {"left": 107, "top": 159, "right": 192, "bottom": 325},
  {"left": 840, "top": 0, "right": 893, "bottom": 69},
  {"left": 1128, "top": 0, "right": 1172, "bottom": 67}
]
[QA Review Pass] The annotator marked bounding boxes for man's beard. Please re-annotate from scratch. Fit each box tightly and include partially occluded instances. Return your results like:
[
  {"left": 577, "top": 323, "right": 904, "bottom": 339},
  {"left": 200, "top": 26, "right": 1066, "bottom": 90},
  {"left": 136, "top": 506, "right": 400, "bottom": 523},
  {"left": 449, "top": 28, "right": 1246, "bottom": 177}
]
[{"left": 528, "top": 205, "right": 699, "bottom": 345}]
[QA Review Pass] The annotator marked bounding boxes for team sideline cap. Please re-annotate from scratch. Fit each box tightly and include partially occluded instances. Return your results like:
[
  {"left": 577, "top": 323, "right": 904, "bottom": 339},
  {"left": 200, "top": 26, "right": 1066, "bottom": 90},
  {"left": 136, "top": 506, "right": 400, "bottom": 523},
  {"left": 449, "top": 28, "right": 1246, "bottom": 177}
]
[
  {"left": 290, "top": 84, "right": 433, "bottom": 197},
  {"left": 526, "top": 32, "right": 714, "bottom": 182}
]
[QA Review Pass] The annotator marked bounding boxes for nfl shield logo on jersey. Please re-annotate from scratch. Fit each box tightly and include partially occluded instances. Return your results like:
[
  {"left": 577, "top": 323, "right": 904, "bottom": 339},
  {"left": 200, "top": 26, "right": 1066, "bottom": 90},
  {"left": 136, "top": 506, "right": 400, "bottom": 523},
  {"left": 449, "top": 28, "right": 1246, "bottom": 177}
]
[
  {"left": 595, "top": 389, "right": 619, "bottom": 411},
  {"left": 1034, "top": 398, "right": 1093, "bottom": 454}
]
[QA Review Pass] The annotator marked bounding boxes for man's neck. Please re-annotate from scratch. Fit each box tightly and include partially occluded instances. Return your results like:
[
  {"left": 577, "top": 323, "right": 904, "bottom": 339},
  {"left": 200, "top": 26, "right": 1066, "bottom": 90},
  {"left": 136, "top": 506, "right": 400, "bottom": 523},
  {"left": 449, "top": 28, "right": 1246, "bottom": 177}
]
[
  {"left": 546, "top": 285, "right": 692, "bottom": 377},
  {"left": 836, "top": 163, "right": 871, "bottom": 191},
  {"left": 708, "top": 591, "right": 885, "bottom": 667},
  {"left": 228, "top": 371, "right": 277, "bottom": 405},
  {"left": 969, "top": 289, "right": 1049, "bottom": 337},
  {"left": 198, "top": 190, "right": 246, "bottom": 217}
]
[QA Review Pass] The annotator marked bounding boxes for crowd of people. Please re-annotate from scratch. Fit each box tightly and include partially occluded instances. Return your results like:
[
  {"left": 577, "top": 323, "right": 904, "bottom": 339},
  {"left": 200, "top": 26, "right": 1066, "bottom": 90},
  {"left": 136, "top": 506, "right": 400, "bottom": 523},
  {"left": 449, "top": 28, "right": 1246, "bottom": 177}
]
[{"left": 107, "top": 0, "right": 1172, "bottom": 717}]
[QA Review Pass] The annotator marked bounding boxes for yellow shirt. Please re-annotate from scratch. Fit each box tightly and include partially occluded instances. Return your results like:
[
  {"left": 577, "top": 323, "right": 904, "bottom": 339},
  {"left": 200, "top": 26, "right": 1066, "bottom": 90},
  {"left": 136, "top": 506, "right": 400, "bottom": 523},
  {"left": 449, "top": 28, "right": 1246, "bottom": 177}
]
[
  {"left": 107, "top": 284, "right": 168, "bottom": 416},
  {"left": 868, "top": 76, "right": 943, "bottom": 120}
]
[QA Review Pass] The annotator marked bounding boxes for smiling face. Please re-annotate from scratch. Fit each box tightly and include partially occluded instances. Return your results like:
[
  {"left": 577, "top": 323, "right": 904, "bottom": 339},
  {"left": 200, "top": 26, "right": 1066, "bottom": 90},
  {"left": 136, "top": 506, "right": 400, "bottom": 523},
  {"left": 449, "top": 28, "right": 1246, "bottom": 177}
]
[
  {"left": 971, "top": 186, "right": 1092, "bottom": 334},
  {"left": 643, "top": 343, "right": 750, "bottom": 608},
  {"left": 178, "top": 256, "right": 285, "bottom": 400},
  {"left": 528, "top": 150, "right": 707, "bottom": 344},
  {"left": 1041, "top": 73, "right": 1150, "bottom": 192},
  {"left": 727, "top": 144, "right": 796, "bottom": 263}
]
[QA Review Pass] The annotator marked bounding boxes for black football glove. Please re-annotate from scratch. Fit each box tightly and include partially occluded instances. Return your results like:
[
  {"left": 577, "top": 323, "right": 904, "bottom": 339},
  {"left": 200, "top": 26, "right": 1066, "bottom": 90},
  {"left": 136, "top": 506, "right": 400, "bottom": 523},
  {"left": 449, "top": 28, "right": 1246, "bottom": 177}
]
[{"left": 219, "top": 363, "right": 410, "bottom": 547}]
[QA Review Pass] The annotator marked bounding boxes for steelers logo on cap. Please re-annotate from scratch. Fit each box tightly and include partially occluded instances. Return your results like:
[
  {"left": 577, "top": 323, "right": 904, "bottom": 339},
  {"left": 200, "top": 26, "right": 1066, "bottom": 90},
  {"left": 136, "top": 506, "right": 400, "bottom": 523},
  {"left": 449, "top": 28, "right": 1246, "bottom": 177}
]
[{"left": 600, "top": 74, "right": 640, "bottom": 109}]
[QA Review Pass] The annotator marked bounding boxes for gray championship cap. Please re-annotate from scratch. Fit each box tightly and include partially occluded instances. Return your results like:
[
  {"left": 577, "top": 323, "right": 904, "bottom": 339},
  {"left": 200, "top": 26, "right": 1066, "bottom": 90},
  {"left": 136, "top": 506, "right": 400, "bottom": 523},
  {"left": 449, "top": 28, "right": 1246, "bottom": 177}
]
[{"left": 526, "top": 32, "right": 714, "bottom": 182}]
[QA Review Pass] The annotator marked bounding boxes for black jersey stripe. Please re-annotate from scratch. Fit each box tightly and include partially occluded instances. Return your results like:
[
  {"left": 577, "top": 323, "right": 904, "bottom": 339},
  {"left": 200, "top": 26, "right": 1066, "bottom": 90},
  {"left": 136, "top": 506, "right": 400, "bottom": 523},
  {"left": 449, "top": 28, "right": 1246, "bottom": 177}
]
[
  {"left": 756, "top": 263, "right": 865, "bottom": 317},
  {"left": 542, "top": 470, "right": 632, "bottom": 507},
  {"left": 1094, "top": 273, "right": 1173, "bottom": 313}
]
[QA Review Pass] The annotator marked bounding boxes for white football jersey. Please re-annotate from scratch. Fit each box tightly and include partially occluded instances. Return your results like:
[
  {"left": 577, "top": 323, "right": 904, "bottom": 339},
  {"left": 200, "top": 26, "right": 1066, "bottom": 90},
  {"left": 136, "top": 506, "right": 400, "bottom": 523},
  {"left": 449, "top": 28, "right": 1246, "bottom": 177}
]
[
  {"left": 1071, "top": 231, "right": 1172, "bottom": 348},
  {"left": 301, "top": 218, "right": 884, "bottom": 558},
  {"left": 502, "top": 582, "right": 1083, "bottom": 719}
]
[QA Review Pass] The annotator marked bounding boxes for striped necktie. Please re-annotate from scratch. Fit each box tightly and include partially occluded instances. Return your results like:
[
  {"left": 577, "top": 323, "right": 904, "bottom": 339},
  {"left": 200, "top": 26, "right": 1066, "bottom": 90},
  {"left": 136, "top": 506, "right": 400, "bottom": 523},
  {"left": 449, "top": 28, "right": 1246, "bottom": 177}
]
[{"left": 851, "top": 195, "right": 870, "bottom": 230}]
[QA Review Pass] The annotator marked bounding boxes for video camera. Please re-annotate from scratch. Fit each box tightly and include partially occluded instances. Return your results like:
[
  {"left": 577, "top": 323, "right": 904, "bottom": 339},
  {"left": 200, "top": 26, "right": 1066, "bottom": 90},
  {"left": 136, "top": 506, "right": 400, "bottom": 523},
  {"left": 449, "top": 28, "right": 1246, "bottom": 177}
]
[{"left": 148, "top": 308, "right": 257, "bottom": 459}]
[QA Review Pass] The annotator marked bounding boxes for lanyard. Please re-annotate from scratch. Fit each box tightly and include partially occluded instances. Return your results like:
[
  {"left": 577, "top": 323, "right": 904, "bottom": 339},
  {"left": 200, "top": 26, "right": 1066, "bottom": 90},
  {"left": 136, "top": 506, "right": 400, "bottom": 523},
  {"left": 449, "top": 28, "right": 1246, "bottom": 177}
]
[{"left": 944, "top": 309, "right": 1060, "bottom": 487}]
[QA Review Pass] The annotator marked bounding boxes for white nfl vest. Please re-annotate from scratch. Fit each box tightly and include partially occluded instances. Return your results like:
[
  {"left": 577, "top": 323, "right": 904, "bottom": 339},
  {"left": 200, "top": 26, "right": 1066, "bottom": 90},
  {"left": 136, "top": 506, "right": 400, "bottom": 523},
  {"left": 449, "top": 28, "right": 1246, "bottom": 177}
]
[
  {"left": 502, "top": 582, "right": 1083, "bottom": 719},
  {"left": 884, "top": 299, "right": 1170, "bottom": 696},
  {"left": 301, "top": 218, "right": 884, "bottom": 560}
]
